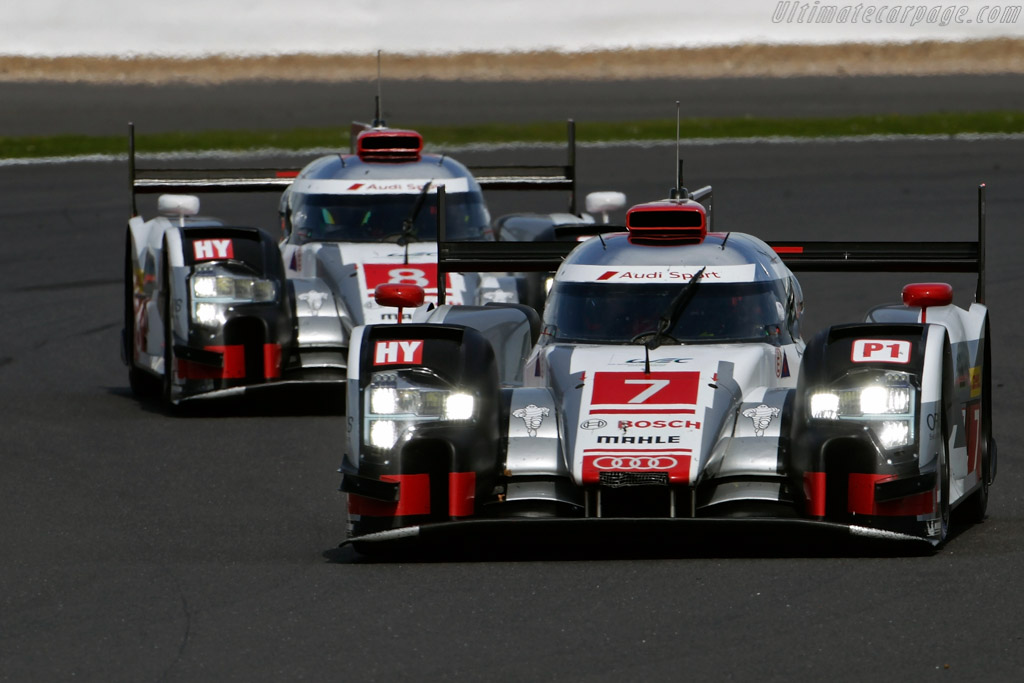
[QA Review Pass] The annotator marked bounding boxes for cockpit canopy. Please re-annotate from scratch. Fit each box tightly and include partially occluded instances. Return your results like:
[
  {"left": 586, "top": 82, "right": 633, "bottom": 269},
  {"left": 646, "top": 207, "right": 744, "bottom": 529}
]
[
  {"left": 286, "top": 188, "right": 490, "bottom": 244},
  {"left": 281, "top": 152, "right": 492, "bottom": 245},
  {"left": 543, "top": 278, "right": 797, "bottom": 346}
]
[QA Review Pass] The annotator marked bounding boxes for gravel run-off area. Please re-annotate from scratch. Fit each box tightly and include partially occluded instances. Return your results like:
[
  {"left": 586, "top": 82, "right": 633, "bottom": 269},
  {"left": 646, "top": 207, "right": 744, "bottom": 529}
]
[{"left": 2, "top": 38, "right": 1023, "bottom": 84}]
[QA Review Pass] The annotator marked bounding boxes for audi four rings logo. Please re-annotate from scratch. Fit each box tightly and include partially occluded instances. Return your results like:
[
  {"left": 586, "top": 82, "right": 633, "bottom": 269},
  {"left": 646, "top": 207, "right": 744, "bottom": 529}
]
[
  {"left": 591, "top": 456, "right": 679, "bottom": 470},
  {"left": 580, "top": 419, "right": 607, "bottom": 429}
]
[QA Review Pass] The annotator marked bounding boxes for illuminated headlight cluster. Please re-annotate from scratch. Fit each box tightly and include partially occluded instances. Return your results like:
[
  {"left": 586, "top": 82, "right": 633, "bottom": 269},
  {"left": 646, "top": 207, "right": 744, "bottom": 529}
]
[
  {"left": 364, "top": 371, "right": 476, "bottom": 451},
  {"left": 810, "top": 371, "right": 916, "bottom": 449},
  {"left": 190, "top": 266, "right": 277, "bottom": 327}
]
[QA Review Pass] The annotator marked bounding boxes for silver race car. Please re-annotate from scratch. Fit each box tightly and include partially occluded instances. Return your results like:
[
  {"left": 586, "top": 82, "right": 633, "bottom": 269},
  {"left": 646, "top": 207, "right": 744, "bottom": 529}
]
[
  {"left": 122, "top": 121, "right": 595, "bottom": 404},
  {"left": 339, "top": 184, "right": 994, "bottom": 551}
]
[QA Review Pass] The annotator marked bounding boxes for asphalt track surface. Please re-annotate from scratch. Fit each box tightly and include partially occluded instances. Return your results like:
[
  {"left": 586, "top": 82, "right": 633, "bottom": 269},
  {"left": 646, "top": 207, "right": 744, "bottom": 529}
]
[
  {"left": 6, "top": 74, "right": 1024, "bottom": 137},
  {"left": 3, "top": 79, "right": 1024, "bottom": 681}
]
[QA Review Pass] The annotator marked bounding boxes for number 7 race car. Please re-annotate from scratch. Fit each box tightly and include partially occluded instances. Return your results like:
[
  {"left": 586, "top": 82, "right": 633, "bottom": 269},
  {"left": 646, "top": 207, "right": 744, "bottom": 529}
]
[
  {"left": 338, "top": 184, "right": 995, "bottom": 552},
  {"left": 121, "top": 121, "right": 589, "bottom": 404}
]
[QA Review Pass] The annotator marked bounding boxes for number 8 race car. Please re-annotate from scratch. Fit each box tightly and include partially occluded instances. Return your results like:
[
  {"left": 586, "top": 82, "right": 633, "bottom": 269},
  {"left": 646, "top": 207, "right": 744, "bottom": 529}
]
[
  {"left": 121, "top": 121, "right": 586, "bottom": 404},
  {"left": 338, "top": 183, "right": 995, "bottom": 552}
]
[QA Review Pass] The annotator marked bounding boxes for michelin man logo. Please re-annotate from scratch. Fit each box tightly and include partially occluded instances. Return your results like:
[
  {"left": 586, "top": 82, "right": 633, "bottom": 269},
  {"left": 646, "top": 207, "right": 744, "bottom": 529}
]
[
  {"left": 512, "top": 403, "right": 550, "bottom": 437},
  {"left": 298, "top": 290, "right": 329, "bottom": 316},
  {"left": 742, "top": 404, "right": 780, "bottom": 437}
]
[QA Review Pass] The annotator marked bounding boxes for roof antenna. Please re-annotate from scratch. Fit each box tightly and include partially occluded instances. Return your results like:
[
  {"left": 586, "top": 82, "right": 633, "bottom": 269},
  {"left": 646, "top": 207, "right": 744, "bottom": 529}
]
[
  {"left": 373, "top": 50, "right": 386, "bottom": 128},
  {"left": 671, "top": 101, "right": 687, "bottom": 199},
  {"left": 675, "top": 101, "right": 681, "bottom": 196}
]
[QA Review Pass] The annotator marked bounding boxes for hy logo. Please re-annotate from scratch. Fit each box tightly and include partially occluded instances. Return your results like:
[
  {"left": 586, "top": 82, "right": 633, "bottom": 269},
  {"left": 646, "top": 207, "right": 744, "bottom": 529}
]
[{"left": 193, "top": 239, "right": 233, "bottom": 261}]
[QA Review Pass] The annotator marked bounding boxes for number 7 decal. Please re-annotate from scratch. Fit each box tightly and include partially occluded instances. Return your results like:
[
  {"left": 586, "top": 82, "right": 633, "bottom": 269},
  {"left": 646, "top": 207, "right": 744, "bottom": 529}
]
[
  {"left": 591, "top": 372, "right": 699, "bottom": 406},
  {"left": 623, "top": 378, "right": 670, "bottom": 403}
]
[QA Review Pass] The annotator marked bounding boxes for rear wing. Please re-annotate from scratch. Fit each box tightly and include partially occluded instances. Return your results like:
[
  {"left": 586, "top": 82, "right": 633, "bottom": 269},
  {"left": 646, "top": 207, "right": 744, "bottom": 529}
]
[
  {"left": 434, "top": 184, "right": 988, "bottom": 305},
  {"left": 128, "top": 120, "right": 578, "bottom": 215}
]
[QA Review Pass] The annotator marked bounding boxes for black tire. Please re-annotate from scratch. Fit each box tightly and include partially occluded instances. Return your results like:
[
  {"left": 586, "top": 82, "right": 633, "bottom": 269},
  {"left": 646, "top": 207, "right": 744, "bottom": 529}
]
[
  {"left": 934, "top": 346, "right": 952, "bottom": 545},
  {"left": 161, "top": 248, "right": 176, "bottom": 407},
  {"left": 960, "top": 331, "right": 992, "bottom": 523},
  {"left": 125, "top": 233, "right": 158, "bottom": 397},
  {"left": 937, "top": 428, "right": 950, "bottom": 544}
]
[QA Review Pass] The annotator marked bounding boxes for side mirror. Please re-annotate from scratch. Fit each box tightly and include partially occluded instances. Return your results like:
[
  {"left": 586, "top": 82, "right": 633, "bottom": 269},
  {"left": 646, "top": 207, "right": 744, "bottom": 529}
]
[
  {"left": 157, "top": 194, "right": 200, "bottom": 227},
  {"left": 902, "top": 282, "right": 953, "bottom": 323},
  {"left": 374, "top": 283, "right": 425, "bottom": 323},
  {"left": 585, "top": 191, "right": 627, "bottom": 224},
  {"left": 157, "top": 194, "right": 200, "bottom": 216}
]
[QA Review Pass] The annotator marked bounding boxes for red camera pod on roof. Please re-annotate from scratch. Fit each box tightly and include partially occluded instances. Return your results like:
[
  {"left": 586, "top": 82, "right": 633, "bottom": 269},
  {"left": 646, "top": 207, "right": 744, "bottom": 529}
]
[
  {"left": 356, "top": 128, "right": 424, "bottom": 162},
  {"left": 625, "top": 199, "right": 707, "bottom": 244}
]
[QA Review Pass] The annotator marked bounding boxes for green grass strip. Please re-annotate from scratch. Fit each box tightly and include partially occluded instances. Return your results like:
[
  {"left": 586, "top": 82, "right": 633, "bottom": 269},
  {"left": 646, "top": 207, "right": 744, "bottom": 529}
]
[{"left": 4, "top": 111, "right": 1024, "bottom": 159}]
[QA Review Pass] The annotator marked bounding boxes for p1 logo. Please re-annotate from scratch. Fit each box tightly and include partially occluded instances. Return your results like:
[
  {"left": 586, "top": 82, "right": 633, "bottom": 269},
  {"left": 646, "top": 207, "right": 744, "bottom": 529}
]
[{"left": 851, "top": 339, "right": 911, "bottom": 364}]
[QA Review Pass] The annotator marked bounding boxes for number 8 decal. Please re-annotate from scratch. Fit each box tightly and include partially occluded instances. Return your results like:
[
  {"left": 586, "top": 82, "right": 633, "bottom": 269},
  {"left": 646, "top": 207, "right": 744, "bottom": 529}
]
[{"left": 387, "top": 267, "right": 429, "bottom": 287}]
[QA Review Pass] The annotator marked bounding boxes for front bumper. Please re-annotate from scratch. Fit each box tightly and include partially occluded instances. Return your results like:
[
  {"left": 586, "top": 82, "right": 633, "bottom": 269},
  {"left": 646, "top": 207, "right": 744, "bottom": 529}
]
[{"left": 340, "top": 516, "right": 937, "bottom": 556}]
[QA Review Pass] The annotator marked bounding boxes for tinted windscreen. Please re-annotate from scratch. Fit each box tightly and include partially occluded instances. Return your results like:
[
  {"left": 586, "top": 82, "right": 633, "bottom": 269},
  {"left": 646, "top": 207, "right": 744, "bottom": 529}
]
[
  {"left": 288, "top": 192, "right": 490, "bottom": 244},
  {"left": 544, "top": 280, "right": 793, "bottom": 344}
]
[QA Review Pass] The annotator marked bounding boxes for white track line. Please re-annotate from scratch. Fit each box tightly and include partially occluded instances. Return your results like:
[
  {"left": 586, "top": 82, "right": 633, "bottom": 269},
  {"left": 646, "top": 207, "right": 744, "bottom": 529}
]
[{"left": 4, "top": 132, "right": 1024, "bottom": 166}]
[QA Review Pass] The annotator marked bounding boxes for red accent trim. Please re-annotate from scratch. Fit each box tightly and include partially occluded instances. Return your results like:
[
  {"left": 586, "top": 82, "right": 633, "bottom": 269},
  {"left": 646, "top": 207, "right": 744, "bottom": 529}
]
[
  {"left": 176, "top": 344, "right": 245, "bottom": 380},
  {"left": 347, "top": 474, "right": 431, "bottom": 517},
  {"left": 597, "top": 270, "right": 618, "bottom": 281},
  {"left": 848, "top": 473, "right": 935, "bottom": 516},
  {"left": 448, "top": 472, "right": 476, "bottom": 517},
  {"left": 587, "top": 408, "right": 696, "bottom": 415},
  {"left": 772, "top": 246, "right": 804, "bottom": 254},
  {"left": 263, "top": 344, "right": 282, "bottom": 379},
  {"left": 804, "top": 471, "right": 826, "bottom": 517},
  {"left": 583, "top": 448, "right": 693, "bottom": 453},
  {"left": 966, "top": 401, "right": 982, "bottom": 475},
  {"left": 276, "top": 170, "right": 299, "bottom": 178}
]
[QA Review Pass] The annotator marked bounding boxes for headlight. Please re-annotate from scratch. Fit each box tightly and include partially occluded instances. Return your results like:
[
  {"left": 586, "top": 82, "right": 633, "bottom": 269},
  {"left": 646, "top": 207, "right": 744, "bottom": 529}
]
[
  {"left": 192, "top": 274, "right": 276, "bottom": 302},
  {"left": 810, "top": 371, "right": 916, "bottom": 449},
  {"left": 364, "top": 371, "right": 476, "bottom": 452},
  {"left": 190, "top": 266, "right": 278, "bottom": 327},
  {"left": 444, "top": 392, "right": 475, "bottom": 420}
]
